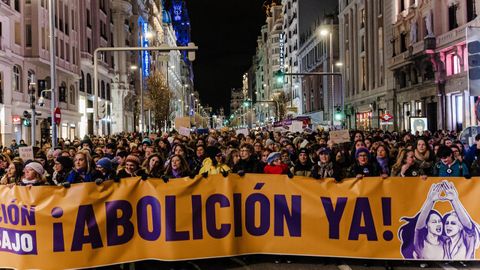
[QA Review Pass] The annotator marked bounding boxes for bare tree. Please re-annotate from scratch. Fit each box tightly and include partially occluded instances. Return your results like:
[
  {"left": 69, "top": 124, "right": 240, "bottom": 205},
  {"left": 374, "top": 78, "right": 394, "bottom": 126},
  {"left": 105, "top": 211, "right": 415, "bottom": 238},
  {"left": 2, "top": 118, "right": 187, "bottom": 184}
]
[{"left": 146, "top": 71, "right": 171, "bottom": 131}]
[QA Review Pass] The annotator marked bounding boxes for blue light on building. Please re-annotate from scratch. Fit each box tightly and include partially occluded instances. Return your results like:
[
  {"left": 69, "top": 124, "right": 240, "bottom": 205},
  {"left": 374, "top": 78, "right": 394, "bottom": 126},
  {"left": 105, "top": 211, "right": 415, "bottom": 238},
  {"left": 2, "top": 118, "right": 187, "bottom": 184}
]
[{"left": 142, "top": 21, "right": 150, "bottom": 77}]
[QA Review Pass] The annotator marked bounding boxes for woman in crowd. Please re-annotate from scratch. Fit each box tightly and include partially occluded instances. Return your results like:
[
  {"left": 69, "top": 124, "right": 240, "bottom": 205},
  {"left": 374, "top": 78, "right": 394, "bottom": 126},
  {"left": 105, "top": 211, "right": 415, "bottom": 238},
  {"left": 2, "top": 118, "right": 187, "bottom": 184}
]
[
  {"left": 117, "top": 155, "right": 146, "bottom": 179},
  {"left": 51, "top": 156, "right": 74, "bottom": 185},
  {"left": 66, "top": 150, "right": 102, "bottom": 183},
  {"left": 391, "top": 149, "right": 425, "bottom": 177},
  {"left": 346, "top": 147, "right": 381, "bottom": 179},
  {"left": 96, "top": 157, "right": 116, "bottom": 181},
  {"left": 414, "top": 138, "right": 435, "bottom": 176},
  {"left": 164, "top": 154, "right": 191, "bottom": 179},
  {"left": 226, "top": 148, "right": 240, "bottom": 169},
  {"left": 20, "top": 161, "right": 47, "bottom": 186},
  {"left": 0, "top": 160, "right": 23, "bottom": 185},
  {"left": 264, "top": 152, "right": 289, "bottom": 174},
  {"left": 375, "top": 144, "right": 391, "bottom": 177},
  {"left": 145, "top": 153, "right": 164, "bottom": 178},
  {"left": 199, "top": 146, "right": 230, "bottom": 175},
  {"left": 290, "top": 148, "right": 313, "bottom": 177},
  {"left": 311, "top": 147, "right": 342, "bottom": 181}
]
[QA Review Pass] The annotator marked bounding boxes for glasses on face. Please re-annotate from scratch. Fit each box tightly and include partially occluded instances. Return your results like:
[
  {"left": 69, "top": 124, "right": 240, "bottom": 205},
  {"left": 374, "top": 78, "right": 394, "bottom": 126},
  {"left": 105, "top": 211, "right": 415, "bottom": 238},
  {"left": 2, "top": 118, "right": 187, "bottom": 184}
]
[{"left": 358, "top": 154, "right": 368, "bottom": 158}]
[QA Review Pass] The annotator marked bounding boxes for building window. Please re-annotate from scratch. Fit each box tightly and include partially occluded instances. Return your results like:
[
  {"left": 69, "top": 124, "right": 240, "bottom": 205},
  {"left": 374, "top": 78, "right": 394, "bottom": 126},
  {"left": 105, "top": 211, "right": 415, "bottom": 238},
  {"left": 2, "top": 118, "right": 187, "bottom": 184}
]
[
  {"left": 87, "top": 38, "right": 91, "bottom": 54},
  {"left": 25, "top": 24, "right": 32, "bottom": 47},
  {"left": 467, "top": 0, "right": 477, "bottom": 22},
  {"left": 80, "top": 72, "right": 85, "bottom": 92},
  {"left": 13, "top": 65, "right": 21, "bottom": 92},
  {"left": 400, "top": 32, "right": 407, "bottom": 52},
  {"left": 106, "top": 83, "right": 111, "bottom": 101},
  {"left": 59, "top": 82, "right": 67, "bottom": 102},
  {"left": 27, "top": 70, "right": 35, "bottom": 87},
  {"left": 69, "top": 85, "right": 75, "bottom": 104},
  {"left": 86, "top": 73, "right": 92, "bottom": 94},
  {"left": 14, "top": 22, "right": 20, "bottom": 45},
  {"left": 87, "top": 9, "right": 91, "bottom": 28},
  {"left": 14, "top": 0, "right": 20, "bottom": 12},
  {"left": 101, "top": 81, "right": 105, "bottom": 99},
  {"left": 71, "top": 10, "right": 75, "bottom": 30},
  {"left": 448, "top": 4, "right": 458, "bottom": 30},
  {"left": 0, "top": 72, "right": 3, "bottom": 104},
  {"left": 399, "top": 0, "right": 405, "bottom": 12}
]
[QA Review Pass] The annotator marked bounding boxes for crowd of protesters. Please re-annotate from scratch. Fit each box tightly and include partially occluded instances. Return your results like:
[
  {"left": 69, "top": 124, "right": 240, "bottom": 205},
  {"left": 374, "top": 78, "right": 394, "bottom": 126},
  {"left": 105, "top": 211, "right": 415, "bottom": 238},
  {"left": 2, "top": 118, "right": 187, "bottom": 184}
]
[{"left": 0, "top": 128, "right": 478, "bottom": 187}]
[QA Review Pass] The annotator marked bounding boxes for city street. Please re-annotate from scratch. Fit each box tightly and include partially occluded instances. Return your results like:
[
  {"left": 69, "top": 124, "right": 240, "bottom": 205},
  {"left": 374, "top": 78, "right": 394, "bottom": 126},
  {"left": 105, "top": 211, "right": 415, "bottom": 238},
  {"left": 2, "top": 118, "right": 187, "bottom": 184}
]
[
  {"left": 113, "top": 256, "right": 480, "bottom": 270},
  {"left": 2, "top": 0, "right": 480, "bottom": 269}
]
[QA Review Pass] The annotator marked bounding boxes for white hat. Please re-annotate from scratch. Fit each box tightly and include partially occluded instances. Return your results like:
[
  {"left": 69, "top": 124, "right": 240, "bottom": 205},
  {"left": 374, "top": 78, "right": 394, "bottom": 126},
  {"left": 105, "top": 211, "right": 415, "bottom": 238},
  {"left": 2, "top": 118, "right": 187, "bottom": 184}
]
[{"left": 25, "top": 162, "right": 45, "bottom": 176}]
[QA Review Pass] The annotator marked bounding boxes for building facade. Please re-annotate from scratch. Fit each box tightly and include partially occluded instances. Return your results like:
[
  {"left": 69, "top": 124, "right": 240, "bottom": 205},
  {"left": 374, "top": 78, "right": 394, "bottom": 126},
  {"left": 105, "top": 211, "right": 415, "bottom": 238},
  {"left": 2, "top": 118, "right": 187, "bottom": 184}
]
[
  {"left": 390, "top": 0, "right": 480, "bottom": 132},
  {"left": 0, "top": 0, "right": 82, "bottom": 145},
  {"left": 297, "top": 17, "right": 340, "bottom": 126},
  {"left": 339, "top": 0, "right": 395, "bottom": 130}
]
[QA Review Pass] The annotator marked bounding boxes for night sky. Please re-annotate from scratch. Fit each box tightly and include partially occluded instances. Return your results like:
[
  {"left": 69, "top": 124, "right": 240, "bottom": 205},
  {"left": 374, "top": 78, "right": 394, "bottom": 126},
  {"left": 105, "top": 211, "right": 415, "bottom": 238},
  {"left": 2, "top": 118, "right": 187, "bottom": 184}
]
[{"left": 187, "top": 1, "right": 266, "bottom": 115}]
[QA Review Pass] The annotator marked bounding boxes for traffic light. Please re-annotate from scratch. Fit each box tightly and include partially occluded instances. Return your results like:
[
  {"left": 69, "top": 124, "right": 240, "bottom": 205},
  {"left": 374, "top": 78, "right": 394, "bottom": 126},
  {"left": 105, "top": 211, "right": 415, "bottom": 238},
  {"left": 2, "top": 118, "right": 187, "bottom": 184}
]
[
  {"left": 22, "top": 118, "right": 31, "bottom": 127},
  {"left": 274, "top": 70, "right": 284, "bottom": 85},
  {"left": 334, "top": 107, "right": 344, "bottom": 121},
  {"left": 22, "top": 111, "right": 32, "bottom": 127}
]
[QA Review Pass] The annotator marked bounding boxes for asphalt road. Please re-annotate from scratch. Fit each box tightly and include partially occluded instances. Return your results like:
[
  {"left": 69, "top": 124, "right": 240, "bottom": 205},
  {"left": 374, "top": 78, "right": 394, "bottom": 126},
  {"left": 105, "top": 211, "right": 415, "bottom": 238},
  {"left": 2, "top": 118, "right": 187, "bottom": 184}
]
[{"left": 106, "top": 256, "right": 480, "bottom": 270}]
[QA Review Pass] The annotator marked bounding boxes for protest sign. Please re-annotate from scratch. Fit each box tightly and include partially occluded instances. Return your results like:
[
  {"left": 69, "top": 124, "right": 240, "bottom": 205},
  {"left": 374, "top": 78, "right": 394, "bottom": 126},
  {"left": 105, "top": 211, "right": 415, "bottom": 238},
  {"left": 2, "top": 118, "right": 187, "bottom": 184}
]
[{"left": 18, "top": 146, "right": 34, "bottom": 161}]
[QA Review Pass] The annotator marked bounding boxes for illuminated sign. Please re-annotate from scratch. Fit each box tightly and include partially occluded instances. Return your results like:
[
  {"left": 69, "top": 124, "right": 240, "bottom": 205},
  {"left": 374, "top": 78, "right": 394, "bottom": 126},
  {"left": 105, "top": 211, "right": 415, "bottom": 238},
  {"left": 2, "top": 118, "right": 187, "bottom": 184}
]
[
  {"left": 12, "top": 115, "right": 21, "bottom": 125},
  {"left": 279, "top": 33, "right": 285, "bottom": 73},
  {"left": 142, "top": 22, "right": 150, "bottom": 77}
]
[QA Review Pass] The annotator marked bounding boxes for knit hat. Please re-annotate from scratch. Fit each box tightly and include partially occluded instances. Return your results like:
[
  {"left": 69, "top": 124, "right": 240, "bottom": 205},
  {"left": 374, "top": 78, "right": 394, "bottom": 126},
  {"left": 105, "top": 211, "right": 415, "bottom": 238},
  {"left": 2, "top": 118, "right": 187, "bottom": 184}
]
[
  {"left": 267, "top": 152, "right": 281, "bottom": 164},
  {"left": 355, "top": 147, "right": 370, "bottom": 159},
  {"left": 142, "top": 138, "right": 152, "bottom": 146},
  {"left": 35, "top": 152, "right": 47, "bottom": 161},
  {"left": 96, "top": 157, "right": 113, "bottom": 171},
  {"left": 125, "top": 155, "right": 140, "bottom": 166},
  {"left": 318, "top": 147, "right": 332, "bottom": 155},
  {"left": 55, "top": 156, "right": 74, "bottom": 171},
  {"left": 298, "top": 148, "right": 309, "bottom": 155},
  {"left": 265, "top": 139, "right": 274, "bottom": 146},
  {"left": 25, "top": 162, "right": 45, "bottom": 176}
]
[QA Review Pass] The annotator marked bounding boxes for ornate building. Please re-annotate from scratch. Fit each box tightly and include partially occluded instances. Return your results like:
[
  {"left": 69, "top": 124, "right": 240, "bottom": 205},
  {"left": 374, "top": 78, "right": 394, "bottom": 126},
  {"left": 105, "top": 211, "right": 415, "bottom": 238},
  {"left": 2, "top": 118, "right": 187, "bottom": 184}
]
[
  {"left": 0, "top": 0, "right": 82, "bottom": 145},
  {"left": 339, "top": 0, "right": 395, "bottom": 130},
  {"left": 390, "top": 0, "right": 479, "bottom": 132}
]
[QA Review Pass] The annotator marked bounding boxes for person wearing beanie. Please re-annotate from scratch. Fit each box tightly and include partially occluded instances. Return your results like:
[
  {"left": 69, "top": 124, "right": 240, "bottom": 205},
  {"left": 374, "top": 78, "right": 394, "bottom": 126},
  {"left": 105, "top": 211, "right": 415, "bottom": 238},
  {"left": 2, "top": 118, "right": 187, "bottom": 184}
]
[
  {"left": 51, "top": 156, "right": 74, "bottom": 185},
  {"left": 104, "top": 143, "right": 116, "bottom": 160},
  {"left": 21, "top": 161, "right": 47, "bottom": 186},
  {"left": 311, "top": 147, "right": 344, "bottom": 181},
  {"left": 117, "top": 155, "right": 146, "bottom": 179},
  {"left": 96, "top": 157, "right": 116, "bottom": 181},
  {"left": 347, "top": 147, "right": 381, "bottom": 179},
  {"left": 264, "top": 152, "right": 289, "bottom": 174},
  {"left": 291, "top": 148, "right": 313, "bottom": 177}
]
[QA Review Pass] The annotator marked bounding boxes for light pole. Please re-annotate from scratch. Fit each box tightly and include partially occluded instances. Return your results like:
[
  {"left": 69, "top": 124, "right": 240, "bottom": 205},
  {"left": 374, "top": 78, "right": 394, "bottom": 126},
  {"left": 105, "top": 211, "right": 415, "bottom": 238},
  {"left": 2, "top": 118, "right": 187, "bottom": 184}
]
[
  {"left": 28, "top": 83, "right": 36, "bottom": 146},
  {"left": 320, "top": 27, "right": 334, "bottom": 125},
  {"left": 48, "top": 0, "right": 57, "bottom": 147}
]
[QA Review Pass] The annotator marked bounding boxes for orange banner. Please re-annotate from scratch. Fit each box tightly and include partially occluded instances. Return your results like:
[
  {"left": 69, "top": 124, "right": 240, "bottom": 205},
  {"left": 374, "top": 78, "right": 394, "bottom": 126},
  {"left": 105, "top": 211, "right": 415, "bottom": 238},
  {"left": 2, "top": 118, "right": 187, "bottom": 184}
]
[{"left": 0, "top": 175, "right": 479, "bottom": 269}]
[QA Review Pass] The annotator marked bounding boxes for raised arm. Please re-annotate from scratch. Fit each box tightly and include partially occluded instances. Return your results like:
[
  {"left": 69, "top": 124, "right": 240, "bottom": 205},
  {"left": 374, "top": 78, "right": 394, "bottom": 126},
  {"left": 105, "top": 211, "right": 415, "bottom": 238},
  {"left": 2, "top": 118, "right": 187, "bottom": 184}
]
[
  {"left": 443, "top": 181, "right": 473, "bottom": 231},
  {"left": 416, "top": 183, "right": 442, "bottom": 230}
]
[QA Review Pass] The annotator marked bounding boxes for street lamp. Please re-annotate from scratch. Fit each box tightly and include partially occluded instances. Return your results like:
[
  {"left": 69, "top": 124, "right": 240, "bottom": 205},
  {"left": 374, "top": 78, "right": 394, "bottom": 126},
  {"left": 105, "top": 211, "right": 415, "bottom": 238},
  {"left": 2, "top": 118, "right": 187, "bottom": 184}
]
[{"left": 320, "top": 27, "right": 335, "bottom": 125}]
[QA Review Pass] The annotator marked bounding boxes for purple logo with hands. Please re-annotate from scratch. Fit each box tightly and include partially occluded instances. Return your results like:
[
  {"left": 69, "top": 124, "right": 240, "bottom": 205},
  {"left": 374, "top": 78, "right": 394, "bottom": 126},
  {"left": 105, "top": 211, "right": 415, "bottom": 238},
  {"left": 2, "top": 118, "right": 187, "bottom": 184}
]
[{"left": 398, "top": 180, "right": 480, "bottom": 260}]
